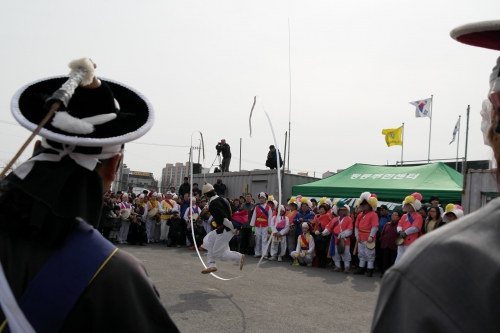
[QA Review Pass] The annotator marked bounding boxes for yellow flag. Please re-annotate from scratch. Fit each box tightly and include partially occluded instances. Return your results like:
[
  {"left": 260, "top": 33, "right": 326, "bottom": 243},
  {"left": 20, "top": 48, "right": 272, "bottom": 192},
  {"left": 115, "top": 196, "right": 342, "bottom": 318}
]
[{"left": 381, "top": 126, "right": 403, "bottom": 147}]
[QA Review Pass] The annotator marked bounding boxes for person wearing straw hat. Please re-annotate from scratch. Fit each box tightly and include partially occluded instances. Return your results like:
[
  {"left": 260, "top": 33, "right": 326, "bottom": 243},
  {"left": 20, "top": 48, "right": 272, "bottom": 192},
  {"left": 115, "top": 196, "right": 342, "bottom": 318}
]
[
  {"left": 143, "top": 192, "right": 160, "bottom": 243},
  {"left": 291, "top": 222, "right": 315, "bottom": 266},
  {"left": 0, "top": 58, "right": 178, "bottom": 332},
  {"left": 117, "top": 193, "right": 132, "bottom": 244},
  {"left": 372, "top": 21, "right": 500, "bottom": 333},
  {"left": 286, "top": 197, "right": 300, "bottom": 256},
  {"left": 322, "top": 200, "right": 353, "bottom": 273},
  {"left": 158, "top": 191, "right": 177, "bottom": 245},
  {"left": 269, "top": 205, "right": 290, "bottom": 262},
  {"left": 250, "top": 192, "right": 274, "bottom": 258},
  {"left": 353, "top": 192, "right": 379, "bottom": 277},
  {"left": 394, "top": 193, "right": 424, "bottom": 264},
  {"left": 199, "top": 182, "right": 244, "bottom": 274},
  {"left": 442, "top": 203, "right": 464, "bottom": 223}
]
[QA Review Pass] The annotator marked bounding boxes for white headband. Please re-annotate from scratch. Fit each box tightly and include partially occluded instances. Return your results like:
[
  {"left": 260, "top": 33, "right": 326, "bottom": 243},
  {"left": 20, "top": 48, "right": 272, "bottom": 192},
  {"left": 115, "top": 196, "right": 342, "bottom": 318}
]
[{"left": 13, "top": 138, "right": 122, "bottom": 180}]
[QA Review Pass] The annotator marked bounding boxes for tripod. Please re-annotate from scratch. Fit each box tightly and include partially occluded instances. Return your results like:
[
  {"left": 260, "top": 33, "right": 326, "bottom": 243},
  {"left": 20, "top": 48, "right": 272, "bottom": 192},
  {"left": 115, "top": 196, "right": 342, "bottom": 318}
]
[{"left": 209, "top": 153, "right": 223, "bottom": 176}]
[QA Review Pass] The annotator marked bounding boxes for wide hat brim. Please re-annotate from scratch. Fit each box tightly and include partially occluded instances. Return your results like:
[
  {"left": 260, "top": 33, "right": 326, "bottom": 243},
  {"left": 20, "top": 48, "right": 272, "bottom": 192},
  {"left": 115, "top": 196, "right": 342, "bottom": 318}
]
[
  {"left": 450, "top": 20, "right": 500, "bottom": 51},
  {"left": 11, "top": 76, "right": 154, "bottom": 147}
]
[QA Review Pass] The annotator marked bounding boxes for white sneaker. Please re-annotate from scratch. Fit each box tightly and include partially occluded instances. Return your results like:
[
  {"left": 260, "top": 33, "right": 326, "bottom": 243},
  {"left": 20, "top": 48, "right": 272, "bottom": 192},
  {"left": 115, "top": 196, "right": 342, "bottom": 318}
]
[
  {"left": 254, "top": 255, "right": 260, "bottom": 258},
  {"left": 268, "top": 256, "right": 277, "bottom": 261},
  {"left": 278, "top": 256, "right": 282, "bottom": 262}
]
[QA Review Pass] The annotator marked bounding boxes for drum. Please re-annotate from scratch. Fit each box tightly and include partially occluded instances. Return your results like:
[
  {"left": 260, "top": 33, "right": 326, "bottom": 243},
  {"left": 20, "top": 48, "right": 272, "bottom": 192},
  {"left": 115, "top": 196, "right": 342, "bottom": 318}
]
[
  {"left": 120, "top": 209, "right": 131, "bottom": 220},
  {"left": 147, "top": 207, "right": 158, "bottom": 218},
  {"left": 337, "top": 237, "right": 345, "bottom": 255},
  {"left": 366, "top": 240, "right": 376, "bottom": 250}
]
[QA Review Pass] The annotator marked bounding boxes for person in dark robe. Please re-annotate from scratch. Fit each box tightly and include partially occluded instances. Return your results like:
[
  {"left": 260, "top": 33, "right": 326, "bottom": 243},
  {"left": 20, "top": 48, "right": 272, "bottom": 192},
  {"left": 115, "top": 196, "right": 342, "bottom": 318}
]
[
  {"left": 0, "top": 57, "right": 179, "bottom": 332},
  {"left": 371, "top": 21, "right": 500, "bottom": 333},
  {"left": 199, "top": 182, "right": 244, "bottom": 274}
]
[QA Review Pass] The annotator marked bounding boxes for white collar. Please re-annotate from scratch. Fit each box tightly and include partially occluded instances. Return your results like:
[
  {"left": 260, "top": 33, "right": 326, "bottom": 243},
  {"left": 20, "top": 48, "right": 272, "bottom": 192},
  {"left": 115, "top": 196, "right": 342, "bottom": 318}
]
[{"left": 209, "top": 195, "right": 219, "bottom": 203}]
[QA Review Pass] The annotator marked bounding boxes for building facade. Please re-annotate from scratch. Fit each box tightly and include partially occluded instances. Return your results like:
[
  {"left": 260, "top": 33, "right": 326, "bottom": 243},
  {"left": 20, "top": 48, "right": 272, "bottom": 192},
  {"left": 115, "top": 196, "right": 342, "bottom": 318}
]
[{"left": 160, "top": 162, "right": 192, "bottom": 193}]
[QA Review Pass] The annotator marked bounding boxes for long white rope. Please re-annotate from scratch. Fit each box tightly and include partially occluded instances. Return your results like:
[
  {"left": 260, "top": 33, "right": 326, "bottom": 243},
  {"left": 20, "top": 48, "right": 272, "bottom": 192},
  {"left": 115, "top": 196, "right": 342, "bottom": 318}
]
[
  {"left": 249, "top": 96, "right": 283, "bottom": 271},
  {"left": 186, "top": 96, "right": 283, "bottom": 279},
  {"left": 0, "top": 262, "right": 36, "bottom": 333},
  {"left": 189, "top": 131, "right": 241, "bottom": 281}
]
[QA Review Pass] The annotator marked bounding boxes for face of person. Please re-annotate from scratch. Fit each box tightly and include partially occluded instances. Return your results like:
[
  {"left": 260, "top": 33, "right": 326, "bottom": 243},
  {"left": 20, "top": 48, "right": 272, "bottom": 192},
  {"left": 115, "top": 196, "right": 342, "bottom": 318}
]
[
  {"left": 338, "top": 207, "right": 348, "bottom": 216},
  {"left": 379, "top": 207, "right": 388, "bottom": 216},
  {"left": 429, "top": 208, "right": 438, "bottom": 219},
  {"left": 268, "top": 202, "right": 274, "bottom": 209},
  {"left": 234, "top": 199, "right": 240, "bottom": 205},
  {"left": 144, "top": 197, "right": 149, "bottom": 202},
  {"left": 404, "top": 204, "right": 415, "bottom": 214},
  {"left": 319, "top": 207, "right": 326, "bottom": 215},
  {"left": 302, "top": 227, "right": 309, "bottom": 234},
  {"left": 431, "top": 199, "right": 439, "bottom": 206},
  {"left": 221, "top": 140, "right": 226, "bottom": 145},
  {"left": 301, "top": 204, "right": 308, "bottom": 212},
  {"left": 311, "top": 201, "right": 316, "bottom": 208},
  {"left": 170, "top": 187, "right": 175, "bottom": 192},
  {"left": 259, "top": 197, "right": 266, "bottom": 204},
  {"left": 391, "top": 213, "right": 401, "bottom": 222},
  {"left": 446, "top": 213, "right": 457, "bottom": 222},
  {"left": 193, "top": 184, "right": 198, "bottom": 189},
  {"left": 245, "top": 194, "right": 252, "bottom": 203},
  {"left": 114, "top": 209, "right": 120, "bottom": 215},
  {"left": 270, "top": 147, "right": 275, "bottom": 152},
  {"left": 184, "top": 179, "right": 188, "bottom": 183},
  {"left": 184, "top": 193, "right": 190, "bottom": 202},
  {"left": 166, "top": 194, "right": 172, "bottom": 199},
  {"left": 199, "top": 201, "right": 206, "bottom": 208},
  {"left": 359, "top": 203, "right": 369, "bottom": 212},
  {"left": 419, "top": 209, "right": 427, "bottom": 218},
  {"left": 217, "top": 179, "right": 222, "bottom": 184}
]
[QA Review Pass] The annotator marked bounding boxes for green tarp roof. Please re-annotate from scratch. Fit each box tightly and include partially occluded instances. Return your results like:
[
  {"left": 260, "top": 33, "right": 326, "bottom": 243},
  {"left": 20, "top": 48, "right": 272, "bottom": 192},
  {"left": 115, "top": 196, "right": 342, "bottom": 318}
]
[{"left": 292, "top": 163, "right": 463, "bottom": 203}]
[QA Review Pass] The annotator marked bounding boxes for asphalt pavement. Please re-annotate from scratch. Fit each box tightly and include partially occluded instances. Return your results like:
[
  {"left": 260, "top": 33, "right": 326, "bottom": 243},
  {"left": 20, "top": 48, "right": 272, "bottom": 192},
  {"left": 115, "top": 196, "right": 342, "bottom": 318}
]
[{"left": 119, "top": 244, "right": 380, "bottom": 333}]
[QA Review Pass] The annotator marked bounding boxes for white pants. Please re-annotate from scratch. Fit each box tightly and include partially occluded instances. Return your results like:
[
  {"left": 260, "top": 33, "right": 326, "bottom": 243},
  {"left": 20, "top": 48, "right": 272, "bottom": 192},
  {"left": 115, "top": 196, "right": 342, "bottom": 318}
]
[
  {"left": 202, "top": 220, "right": 212, "bottom": 235},
  {"left": 358, "top": 242, "right": 376, "bottom": 269},
  {"left": 146, "top": 217, "right": 156, "bottom": 242},
  {"left": 333, "top": 245, "right": 351, "bottom": 268},
  {"left": 154, "top": 223, "right": 161, "bottom": 241},
  {"left": 395, "top": 245, "right": 409, "bottom": 264},
  {"left": 202, "top": 229, "right": 242, "bottom": 267},
  {"left": 254, "top": 226, "right": 269, "bottom": 256},
  {"left": 287, "top": 234, "right": 297, "bottom": 256},
  {"left": 270, "top": 236, "right": 287, "bottom": 257},
  {"left": 160, "top": 219, "right": 170, "bottom": 241},
  {"left": 117, "top": 221, "right": 130, "bottom": 243},
  {"left": 290, "top": 251, "right": 314, "bottom": 265}
]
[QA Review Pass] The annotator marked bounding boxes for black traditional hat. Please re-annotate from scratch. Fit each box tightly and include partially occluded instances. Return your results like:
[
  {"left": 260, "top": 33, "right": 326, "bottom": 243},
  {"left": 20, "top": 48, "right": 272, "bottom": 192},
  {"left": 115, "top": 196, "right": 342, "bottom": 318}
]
[
  {"left": 450, "top": 20, "right": 500, "bottom": 51},
  {"left": 12, "top": 59, "right": 153, "bottom": 146},
  {"left": 5, "top": 58, "right": 154, "bottom": 229},
  {"left": 451, "top": 21, "right": 500, "bottom": 133}
]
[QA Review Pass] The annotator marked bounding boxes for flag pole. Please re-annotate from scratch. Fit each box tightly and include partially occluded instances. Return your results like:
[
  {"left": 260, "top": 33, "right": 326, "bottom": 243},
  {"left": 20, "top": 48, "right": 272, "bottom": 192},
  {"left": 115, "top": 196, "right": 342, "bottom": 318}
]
[
  {"left": 401, "top": 122, "right": 404, "bottom": 166},
  {"left": 463, "top": 105, "right": 470, "bottom": 191},
  {"left": 428, "top": 94, "right": 433, "bottom": 163},
  {"left": 456, "top": 115, "right": 461, "bottom": 171}
]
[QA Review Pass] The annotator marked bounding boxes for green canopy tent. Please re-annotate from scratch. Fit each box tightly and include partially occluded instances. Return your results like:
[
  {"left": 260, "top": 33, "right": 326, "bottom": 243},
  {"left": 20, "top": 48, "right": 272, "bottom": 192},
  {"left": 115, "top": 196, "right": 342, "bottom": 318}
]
[{"left": 292, "top": 163, "right": 463, "bottom": 203}]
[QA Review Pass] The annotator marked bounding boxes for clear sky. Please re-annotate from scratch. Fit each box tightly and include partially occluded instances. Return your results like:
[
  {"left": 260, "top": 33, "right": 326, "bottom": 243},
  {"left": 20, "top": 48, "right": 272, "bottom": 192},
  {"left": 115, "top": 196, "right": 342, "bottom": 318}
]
[{"left": 0, "top": 0, "right": 499, "bottom": 181}]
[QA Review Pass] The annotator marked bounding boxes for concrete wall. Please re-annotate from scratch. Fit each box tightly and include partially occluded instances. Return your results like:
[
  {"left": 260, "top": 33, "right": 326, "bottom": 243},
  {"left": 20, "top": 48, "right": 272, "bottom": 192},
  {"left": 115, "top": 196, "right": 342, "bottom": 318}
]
[
  {"left": 191, "top": 170, "right": 319, "bottom": 201},
  {"left": 463, "top": 170, "right": 499, "bottom": 214}
]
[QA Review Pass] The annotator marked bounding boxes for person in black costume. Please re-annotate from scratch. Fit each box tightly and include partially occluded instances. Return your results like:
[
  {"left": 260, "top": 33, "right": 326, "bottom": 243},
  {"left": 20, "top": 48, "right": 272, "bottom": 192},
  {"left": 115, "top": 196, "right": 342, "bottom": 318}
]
[
  {"left": 199, "top": 182, "right": 244, "bottom": 274},
  {"left": 0, "top": 57, "right": 179, "bottom": 332}
]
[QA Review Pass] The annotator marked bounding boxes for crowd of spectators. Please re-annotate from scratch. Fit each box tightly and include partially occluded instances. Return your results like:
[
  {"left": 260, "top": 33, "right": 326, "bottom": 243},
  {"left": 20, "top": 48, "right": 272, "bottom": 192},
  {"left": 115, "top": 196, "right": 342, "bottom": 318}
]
[{"left": 100, "top": 185, "right": 463, "bottom": 277}]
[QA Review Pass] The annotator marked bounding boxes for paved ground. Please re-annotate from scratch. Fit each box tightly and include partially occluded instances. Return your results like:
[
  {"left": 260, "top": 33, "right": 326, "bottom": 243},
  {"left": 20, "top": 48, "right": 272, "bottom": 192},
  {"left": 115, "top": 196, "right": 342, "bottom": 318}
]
[{"left": 119, "top": 244, "right": 380, "bottom": 333}]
